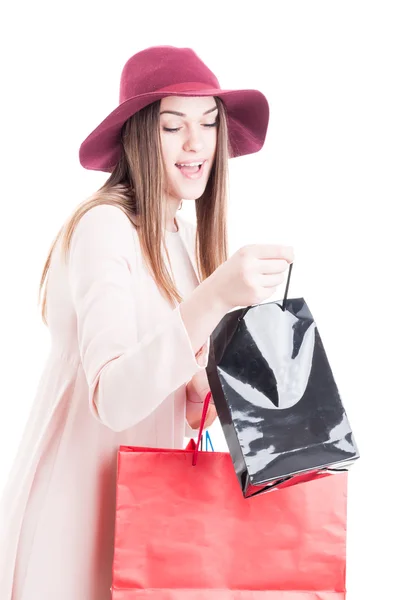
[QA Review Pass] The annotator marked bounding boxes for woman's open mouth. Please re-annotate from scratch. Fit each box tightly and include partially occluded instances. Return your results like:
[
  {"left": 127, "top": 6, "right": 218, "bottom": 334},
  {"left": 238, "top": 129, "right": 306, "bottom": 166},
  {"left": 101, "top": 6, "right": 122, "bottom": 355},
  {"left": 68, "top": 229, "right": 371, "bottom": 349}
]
[{"left": 175, "top": 160, "right": 206, "bottom": 180}]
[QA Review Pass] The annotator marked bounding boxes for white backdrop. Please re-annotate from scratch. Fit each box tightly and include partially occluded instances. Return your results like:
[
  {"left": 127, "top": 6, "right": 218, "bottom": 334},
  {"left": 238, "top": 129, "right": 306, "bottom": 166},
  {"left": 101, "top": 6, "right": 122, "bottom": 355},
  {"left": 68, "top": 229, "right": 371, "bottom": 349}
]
[{"left": 0, "top": 1, "right": 396, "bottom": 598}]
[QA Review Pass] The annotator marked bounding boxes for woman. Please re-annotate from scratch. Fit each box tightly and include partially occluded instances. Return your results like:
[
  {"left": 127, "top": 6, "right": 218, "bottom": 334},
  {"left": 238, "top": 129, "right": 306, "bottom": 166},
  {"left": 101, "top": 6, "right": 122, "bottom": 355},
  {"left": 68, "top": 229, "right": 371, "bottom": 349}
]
[{"left": 0, "top": 45, "right": 294, "bottom": 599}]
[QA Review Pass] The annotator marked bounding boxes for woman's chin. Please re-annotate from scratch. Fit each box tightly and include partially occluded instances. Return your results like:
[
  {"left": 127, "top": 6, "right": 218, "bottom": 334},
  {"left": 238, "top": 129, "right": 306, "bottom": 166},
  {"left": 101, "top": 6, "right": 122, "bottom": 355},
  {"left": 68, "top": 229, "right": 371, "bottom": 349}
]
[{"left": 175, "top": 182, "right": 208, "bottom": 201}]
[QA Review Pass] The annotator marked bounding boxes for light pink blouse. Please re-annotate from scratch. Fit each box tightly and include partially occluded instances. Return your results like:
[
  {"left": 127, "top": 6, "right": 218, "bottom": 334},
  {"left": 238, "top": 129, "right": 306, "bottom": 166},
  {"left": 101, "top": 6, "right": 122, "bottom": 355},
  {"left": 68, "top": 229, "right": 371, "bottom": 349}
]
[{"left": 0, "top": 205, "right": 209, "bottom": 600}]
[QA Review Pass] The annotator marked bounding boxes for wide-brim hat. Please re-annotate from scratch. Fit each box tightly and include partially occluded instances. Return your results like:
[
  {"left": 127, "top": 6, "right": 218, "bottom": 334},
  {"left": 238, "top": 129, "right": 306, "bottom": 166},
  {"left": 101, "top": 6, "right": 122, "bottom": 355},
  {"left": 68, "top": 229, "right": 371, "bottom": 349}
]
[{"left": 79, "top": 45, "right": 270, "bottom": 172}]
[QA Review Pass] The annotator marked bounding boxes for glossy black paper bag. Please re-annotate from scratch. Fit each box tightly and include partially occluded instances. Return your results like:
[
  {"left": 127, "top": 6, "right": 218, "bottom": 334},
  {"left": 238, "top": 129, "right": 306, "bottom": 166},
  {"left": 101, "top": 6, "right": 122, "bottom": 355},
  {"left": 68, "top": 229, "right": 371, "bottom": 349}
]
[{"left": 206, "top": 264, "right": 359, "bottom": 498}]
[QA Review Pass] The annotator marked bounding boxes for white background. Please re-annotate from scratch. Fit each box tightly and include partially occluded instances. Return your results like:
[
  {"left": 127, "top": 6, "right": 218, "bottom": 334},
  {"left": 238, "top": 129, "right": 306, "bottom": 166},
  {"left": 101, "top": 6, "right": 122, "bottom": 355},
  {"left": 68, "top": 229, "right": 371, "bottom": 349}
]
[{"left": 0, "top": 1, "right": 396, "bottom": 598}]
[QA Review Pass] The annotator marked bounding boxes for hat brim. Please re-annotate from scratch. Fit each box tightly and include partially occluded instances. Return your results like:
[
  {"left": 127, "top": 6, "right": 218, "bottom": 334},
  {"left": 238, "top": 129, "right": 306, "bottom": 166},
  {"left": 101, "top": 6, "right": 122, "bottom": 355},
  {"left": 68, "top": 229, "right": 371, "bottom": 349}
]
[{"left": 79, "top": 88, "right": 269, "bottom": 172}]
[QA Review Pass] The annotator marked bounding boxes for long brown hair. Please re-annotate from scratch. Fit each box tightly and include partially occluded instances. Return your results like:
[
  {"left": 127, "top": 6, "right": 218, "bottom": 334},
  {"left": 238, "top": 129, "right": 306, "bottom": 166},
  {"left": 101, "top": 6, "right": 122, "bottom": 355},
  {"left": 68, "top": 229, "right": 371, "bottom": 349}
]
[{"left": 38, "top": 96, "right": 231, "bottom": 326}]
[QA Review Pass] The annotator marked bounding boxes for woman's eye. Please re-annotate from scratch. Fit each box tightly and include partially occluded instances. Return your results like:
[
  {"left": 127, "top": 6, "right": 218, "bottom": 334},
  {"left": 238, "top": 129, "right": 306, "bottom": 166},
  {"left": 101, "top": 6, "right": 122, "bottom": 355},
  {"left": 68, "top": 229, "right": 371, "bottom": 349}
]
[{"left": 162, "top": 122, "right": 218, "bottom": 133}]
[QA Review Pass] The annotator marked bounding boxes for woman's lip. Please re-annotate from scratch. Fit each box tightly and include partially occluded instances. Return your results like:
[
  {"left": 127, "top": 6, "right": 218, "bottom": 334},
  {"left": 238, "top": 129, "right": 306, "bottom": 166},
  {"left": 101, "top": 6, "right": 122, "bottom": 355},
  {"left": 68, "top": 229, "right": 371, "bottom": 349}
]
[
  {"left": 175, "top": 160, "right": 206, "bottom": 180},
  {"left": 175, "top": 159, "right": 207, "bottom": 166}
]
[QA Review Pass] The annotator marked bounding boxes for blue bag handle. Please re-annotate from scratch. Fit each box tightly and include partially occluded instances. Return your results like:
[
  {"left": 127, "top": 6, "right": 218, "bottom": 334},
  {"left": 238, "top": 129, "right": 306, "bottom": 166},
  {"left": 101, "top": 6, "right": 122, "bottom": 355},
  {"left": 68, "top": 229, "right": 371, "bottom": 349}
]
[{"left": 205, "top": 430, "right": 214, "bottom": 452}]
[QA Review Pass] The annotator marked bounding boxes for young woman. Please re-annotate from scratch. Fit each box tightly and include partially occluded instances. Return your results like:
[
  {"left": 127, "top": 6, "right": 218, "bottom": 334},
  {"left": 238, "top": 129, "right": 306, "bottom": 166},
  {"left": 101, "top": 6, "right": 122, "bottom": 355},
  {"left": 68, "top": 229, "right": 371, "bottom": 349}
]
[{"left": 0, "top": 45, "right": 294, "bottom": 599}]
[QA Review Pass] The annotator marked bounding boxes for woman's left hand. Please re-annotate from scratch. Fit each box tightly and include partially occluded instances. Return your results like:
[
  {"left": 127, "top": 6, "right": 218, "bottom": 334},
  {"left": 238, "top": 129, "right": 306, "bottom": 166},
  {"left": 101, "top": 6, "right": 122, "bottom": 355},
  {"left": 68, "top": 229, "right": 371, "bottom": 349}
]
[{"left": 186, "top": 370, "right": 218, "bottom": 430}]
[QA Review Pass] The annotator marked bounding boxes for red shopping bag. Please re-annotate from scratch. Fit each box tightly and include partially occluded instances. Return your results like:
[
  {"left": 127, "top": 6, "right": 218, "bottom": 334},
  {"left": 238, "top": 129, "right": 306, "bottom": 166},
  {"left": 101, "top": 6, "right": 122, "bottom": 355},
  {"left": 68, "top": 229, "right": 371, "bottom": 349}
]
[{"left": 111, "top": 394, "right": 348, "bottom": 599}]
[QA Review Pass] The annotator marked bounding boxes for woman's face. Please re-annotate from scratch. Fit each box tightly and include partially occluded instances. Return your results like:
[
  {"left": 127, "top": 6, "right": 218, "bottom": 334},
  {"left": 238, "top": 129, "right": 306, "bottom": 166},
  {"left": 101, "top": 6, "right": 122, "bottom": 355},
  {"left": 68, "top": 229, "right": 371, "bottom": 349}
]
[{"left": 159, "top": 95, "right": 218, "bottom": 203}]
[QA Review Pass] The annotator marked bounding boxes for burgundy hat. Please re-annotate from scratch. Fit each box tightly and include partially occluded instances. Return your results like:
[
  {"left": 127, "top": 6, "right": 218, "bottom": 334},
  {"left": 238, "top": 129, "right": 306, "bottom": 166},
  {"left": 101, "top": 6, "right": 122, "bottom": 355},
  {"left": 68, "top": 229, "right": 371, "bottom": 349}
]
[{"left": 79, "top": 45, "right": 270, "bottom": 172}]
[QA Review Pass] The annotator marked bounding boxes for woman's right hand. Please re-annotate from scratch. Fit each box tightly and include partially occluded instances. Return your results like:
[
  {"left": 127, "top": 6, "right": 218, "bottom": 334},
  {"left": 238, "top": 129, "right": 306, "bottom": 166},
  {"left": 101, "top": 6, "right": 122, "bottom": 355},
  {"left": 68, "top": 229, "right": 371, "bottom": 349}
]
[{"left": 208, "top": 244, "right": 295, "bottom": 312}]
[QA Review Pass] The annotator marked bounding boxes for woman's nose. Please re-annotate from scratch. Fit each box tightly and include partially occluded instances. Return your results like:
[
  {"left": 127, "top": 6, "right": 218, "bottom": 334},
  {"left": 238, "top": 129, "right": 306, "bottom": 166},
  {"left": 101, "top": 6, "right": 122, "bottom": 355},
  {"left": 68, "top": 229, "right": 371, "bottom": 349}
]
[{"left": 182, "top": 127, "right": 205, "bottom": 153}]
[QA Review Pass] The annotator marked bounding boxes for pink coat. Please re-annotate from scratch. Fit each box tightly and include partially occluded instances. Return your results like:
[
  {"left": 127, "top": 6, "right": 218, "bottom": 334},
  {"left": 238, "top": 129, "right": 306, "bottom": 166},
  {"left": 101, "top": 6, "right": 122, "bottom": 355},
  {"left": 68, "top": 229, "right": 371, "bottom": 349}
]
[{"left": 0, "top": 205, "right": 209, "bottom": 600}]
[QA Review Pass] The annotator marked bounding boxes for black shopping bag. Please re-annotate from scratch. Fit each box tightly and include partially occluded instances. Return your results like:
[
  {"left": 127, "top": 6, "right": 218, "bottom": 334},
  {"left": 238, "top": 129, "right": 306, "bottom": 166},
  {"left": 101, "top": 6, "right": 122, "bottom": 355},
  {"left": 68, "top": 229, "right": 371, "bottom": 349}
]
[{"left": 206, "top": 263, "right": 359, "bottom": 498}]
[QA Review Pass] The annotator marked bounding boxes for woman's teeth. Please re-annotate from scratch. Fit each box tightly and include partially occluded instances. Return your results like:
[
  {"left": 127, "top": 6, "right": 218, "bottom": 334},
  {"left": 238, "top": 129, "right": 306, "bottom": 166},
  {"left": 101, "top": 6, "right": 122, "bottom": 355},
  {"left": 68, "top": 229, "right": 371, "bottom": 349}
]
[{"left": 176, "top": 162, "right": 204, "bottom": 168}]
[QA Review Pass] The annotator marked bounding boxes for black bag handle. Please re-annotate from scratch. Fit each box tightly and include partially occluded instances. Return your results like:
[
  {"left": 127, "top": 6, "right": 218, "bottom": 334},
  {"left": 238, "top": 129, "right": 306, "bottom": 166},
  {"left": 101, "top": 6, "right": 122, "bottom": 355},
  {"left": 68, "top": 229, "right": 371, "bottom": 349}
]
[{"left": 282, "top": 262, "right": 293, "bottom": 312}]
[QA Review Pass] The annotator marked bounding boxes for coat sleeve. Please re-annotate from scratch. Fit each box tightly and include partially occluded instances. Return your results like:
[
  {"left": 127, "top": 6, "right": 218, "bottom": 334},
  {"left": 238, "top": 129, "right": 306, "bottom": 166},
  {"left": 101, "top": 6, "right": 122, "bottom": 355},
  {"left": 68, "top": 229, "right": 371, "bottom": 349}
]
[{"left": 67, "top": 204, "right": 209, "bottom": 432}]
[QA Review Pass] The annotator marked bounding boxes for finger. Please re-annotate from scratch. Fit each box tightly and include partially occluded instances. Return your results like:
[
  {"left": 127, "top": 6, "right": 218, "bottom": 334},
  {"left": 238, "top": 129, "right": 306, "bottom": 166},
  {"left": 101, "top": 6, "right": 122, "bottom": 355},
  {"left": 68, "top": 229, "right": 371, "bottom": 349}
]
[
  {"left": 254, "top": 259, "right": 290, "bottom": 275},
  {"left": 258, "top": 273, "right": 286, "bottom": 288},
  {"left": 250, "top": 244, "right": 294, "bottom": 263}
]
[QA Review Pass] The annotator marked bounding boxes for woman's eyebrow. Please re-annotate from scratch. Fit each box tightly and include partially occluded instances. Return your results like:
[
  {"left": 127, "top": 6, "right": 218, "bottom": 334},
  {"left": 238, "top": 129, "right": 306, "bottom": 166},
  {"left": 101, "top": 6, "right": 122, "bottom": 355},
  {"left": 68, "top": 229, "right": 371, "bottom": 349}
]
[{"left": 159, "top": 106, "right": 218, "bottom": 117}]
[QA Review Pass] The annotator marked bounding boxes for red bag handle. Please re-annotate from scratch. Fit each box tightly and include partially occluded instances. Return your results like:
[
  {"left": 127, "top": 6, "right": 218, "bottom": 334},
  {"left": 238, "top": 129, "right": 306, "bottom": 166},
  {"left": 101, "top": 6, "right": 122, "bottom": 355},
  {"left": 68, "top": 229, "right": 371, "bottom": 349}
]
[{"left": 192, "top": 391, "right": 213, "bottom": 466}]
